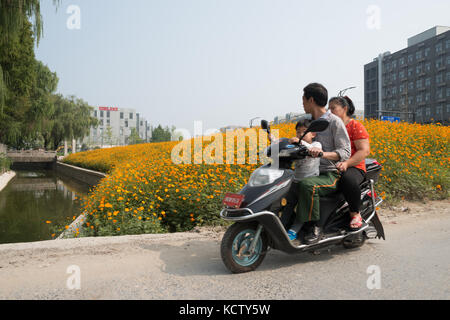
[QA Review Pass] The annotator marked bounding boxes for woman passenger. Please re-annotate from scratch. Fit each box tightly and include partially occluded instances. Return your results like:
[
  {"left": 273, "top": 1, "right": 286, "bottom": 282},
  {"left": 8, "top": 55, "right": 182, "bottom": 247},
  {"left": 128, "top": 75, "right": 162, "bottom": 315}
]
[{"left": 328, "top": 96, "right": 370, "bottom": 230}]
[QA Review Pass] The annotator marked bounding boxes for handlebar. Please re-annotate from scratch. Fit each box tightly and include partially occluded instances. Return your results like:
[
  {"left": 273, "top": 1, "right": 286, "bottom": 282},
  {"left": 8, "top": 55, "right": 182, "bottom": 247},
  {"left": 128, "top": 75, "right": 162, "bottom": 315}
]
[
  {"left": 290, "top": 140, "right": 323, "bottom": 158},
  {"left": 307, "top": 151, "right": 324, "bottom": 158}
]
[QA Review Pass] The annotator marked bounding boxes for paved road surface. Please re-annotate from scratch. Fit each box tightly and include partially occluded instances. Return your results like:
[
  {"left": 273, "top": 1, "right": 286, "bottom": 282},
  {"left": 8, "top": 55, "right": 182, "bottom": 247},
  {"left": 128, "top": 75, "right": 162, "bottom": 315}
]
[{"left": 0, "top": 201, "right": 449, "bottom": 300}]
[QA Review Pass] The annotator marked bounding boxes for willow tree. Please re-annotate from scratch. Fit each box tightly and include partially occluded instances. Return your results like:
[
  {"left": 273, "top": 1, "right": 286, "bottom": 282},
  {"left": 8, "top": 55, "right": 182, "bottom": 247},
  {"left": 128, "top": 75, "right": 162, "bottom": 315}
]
[
  {"left": 49, "top": 95, "right": 98, "bottom": 150},
  {"left": 0, "top": 0, "right": 60, "bottom": 113},
  {"left": 0, "top": 20, "right": 37, "bottom": 148}
]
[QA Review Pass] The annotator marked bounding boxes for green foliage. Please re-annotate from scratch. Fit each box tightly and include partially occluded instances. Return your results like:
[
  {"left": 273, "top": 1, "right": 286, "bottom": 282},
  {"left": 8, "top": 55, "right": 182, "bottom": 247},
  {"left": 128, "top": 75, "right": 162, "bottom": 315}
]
[
  {"left": 0, "top": 0, "right": 96, "bottom": 151},
  {"left": 128, "top": 127, "right": 143, "bottom": 145},
  {"left": 0, "top": 21, "right": 97, "bottom": 149},
  {"left": 0, "top": 65, "right": 5, "bottom": 113},
  {"left": 0, "top": 0, "right": 59, "bottom": 113},
  {"left": 103, "top": 126, "right": 115, "bottom": 146},
  {"left": 151, "top": 125, "right": 173, "bottom": 143},
  {"left": 0, "top": 0, "right": 60, "bottom": 46},
  {"left": 27, "top": 61, "right": 59, "bottom": 149},
  {"left": 0, "top": 20, "right": 37, "bottom": 148},
  {"left": 82, "top": 214, "right": 167, "bottom": 237},
  {"left": 0, "top": 153, "right": 11, "bottom": 173},
  {"left": 49, "top": 94, "right": 99, "bottom": 150}
]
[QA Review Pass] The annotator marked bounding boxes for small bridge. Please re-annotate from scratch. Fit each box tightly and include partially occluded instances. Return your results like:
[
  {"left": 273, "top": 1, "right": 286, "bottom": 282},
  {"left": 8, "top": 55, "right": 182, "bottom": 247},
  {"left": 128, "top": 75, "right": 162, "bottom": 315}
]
[
  {"left": 7, "top": 150, "right": 57, "bottom": 163},
  {"left": 7, "top": 150, "right": 57, "bottom": 169}
]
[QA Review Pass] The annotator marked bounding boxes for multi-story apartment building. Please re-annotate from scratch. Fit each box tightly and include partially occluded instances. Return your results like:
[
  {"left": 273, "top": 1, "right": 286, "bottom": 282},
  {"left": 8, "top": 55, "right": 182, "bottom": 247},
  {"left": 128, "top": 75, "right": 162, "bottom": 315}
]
[
  {"left": 84, "top": 106, "right": 151, "bottom": 147},
  {"left": 364, "top": 26, "right": 450, "bottom": 124}
]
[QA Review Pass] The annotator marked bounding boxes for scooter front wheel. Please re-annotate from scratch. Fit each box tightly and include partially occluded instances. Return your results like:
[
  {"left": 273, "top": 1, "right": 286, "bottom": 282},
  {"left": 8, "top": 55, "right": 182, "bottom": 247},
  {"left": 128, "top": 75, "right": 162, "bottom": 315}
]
[{"left": 221, "top": 222, "right": 268, "bottom": 274}]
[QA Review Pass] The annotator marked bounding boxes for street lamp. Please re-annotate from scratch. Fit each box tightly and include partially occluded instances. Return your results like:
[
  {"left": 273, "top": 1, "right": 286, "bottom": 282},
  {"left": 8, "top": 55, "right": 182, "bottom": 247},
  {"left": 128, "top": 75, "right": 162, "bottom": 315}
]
[
  {"left": 338, "top": 86, "right": 356, "bottom": 97},
  {"left": 249, "top": 117, "right": 262, "bottom": 128}
]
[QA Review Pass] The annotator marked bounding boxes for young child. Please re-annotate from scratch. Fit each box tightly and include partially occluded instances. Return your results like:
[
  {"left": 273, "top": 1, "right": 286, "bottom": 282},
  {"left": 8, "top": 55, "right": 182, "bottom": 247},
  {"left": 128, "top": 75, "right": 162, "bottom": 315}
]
[{"left": 281, "top": 119, "right": 322, "bottom": 240}]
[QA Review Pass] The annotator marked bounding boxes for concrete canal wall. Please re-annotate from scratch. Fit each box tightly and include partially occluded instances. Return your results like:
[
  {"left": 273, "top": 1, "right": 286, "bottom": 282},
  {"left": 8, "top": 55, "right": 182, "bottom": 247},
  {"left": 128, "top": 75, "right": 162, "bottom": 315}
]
[
  {"left": 55, "top": 161, "right": 107, "bottom": 186},
  {"left": 55, "top": 161, "right": 107, "bottom": 240},
  {"left": 0, "top": 171, "right": 16, "bottom": 193}
]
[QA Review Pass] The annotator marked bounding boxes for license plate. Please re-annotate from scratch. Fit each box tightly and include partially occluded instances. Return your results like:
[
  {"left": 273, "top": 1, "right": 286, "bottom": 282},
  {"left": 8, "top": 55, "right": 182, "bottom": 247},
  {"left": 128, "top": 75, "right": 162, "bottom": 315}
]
[{"left": 223, "top": 193, "right": 245, "bottom": 208}]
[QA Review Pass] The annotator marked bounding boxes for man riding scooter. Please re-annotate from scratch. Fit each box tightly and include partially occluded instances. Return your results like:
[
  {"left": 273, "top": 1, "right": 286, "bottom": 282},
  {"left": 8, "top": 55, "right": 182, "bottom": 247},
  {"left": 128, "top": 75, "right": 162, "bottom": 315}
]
[{"left": 289, "top": 83, "right": 351, "bottom": 244}]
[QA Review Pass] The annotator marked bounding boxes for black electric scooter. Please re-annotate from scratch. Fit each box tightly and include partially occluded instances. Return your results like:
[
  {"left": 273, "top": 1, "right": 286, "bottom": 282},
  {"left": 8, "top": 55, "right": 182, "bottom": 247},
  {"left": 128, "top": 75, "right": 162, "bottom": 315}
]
[{"left": 220, "top": 119, "right": 385, "bottom": 273}]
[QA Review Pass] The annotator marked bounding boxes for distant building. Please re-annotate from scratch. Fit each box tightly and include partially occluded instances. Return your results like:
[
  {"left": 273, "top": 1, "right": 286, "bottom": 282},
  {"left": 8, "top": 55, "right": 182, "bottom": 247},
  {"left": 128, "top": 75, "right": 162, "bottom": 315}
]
[
  {"left": 83, "top": 106, "right": 151, "bottom": 147},
  {"left": 364, "top": 26, "right": 450, "bottom": 124},
  {"left": 274, "top": 112, "right": 310, "bottom": 125},
  {"left": 219, "top": 125, "right": 245, "bottom": 133}
]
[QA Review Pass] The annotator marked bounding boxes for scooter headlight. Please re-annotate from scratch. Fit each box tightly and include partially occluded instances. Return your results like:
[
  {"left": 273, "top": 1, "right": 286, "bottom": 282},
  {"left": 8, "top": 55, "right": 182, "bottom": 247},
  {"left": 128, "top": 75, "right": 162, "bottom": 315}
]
[{"left": 248, "top": 168, "right": 284, "bottom": 187}]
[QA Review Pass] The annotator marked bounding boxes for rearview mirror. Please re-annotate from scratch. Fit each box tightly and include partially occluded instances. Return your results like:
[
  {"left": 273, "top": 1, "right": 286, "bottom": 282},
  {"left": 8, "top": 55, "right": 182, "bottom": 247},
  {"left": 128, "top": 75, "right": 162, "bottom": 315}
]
[
  {"left": 307, "top": 119, "right": 329, "bottom": 133},
  {"left": 299, "top": 119, "right": 329, "bottom": 141}
]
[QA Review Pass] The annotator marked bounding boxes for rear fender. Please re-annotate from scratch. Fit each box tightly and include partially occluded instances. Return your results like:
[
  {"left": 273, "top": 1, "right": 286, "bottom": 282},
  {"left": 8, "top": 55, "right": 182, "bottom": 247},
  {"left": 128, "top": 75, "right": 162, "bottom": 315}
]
[{"left": 370, "top": 212, "right": 386, "bottom": 240}]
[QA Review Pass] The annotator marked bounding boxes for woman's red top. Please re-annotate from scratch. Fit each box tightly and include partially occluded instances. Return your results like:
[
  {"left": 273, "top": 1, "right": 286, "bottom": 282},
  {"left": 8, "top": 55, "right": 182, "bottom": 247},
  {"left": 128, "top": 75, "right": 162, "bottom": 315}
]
[{"left": 346, "top": 119, "right": 370, "bottom": 172}]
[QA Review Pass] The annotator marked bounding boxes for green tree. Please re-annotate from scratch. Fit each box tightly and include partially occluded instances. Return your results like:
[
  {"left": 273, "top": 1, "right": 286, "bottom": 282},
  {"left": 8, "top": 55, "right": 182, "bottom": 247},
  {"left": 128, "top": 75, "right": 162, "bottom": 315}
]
[
  {"left": 0, "top": 20, "right": 37, "bottom": 148},
  {"left": 0, "top": 0, "right": 60, "bottom": 111},
  {"left": 151, "top": 125, "right": 172, "bottom": 143},
  {"left": 50, "top": 95, "right": 98, "bottom": 150},
  {"left": 28, "top": 61, "right": 59, "bottom": 149},
  {"left": 128, "top": 127, "right": 143, "bottom": 145},
  {"left": 104, "top": 126, "right": 114, "bottom": 146},
  {"left": 0, "top": 2, "right": 96, "bottom": 151}
]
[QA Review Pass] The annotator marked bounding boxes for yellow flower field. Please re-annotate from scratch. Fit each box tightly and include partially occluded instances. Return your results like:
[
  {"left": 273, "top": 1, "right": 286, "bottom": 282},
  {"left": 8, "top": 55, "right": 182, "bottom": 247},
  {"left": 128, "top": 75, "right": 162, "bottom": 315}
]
[{"left": 62, "top": 120, "right": 449, "bottom": 237}]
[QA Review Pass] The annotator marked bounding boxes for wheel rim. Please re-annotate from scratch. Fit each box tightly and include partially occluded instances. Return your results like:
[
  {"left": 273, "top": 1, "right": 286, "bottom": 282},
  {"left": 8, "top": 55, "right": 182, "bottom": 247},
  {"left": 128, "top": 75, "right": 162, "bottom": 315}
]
[{"left": 231, "top": 229, "right": 262, "bottom": 267}]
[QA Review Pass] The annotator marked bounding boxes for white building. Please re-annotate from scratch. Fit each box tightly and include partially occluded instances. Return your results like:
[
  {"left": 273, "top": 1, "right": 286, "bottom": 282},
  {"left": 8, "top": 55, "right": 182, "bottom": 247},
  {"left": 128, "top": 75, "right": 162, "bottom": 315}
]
[
  {"left": 83, "top": 106, "right": 151, "bottom": 148},
  {"left": 274, "top": 112, "right": 309, "bottom": 124}
]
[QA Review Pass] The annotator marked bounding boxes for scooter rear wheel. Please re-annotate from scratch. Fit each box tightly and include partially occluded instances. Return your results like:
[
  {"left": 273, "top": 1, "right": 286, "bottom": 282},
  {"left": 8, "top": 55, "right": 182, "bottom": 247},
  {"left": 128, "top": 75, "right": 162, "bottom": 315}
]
[
  {"left": 221, "top": 222, "right": 268, "bottom": 274},
  {"left": 342, "top": 230, "right": 366, "bottom": 249}
]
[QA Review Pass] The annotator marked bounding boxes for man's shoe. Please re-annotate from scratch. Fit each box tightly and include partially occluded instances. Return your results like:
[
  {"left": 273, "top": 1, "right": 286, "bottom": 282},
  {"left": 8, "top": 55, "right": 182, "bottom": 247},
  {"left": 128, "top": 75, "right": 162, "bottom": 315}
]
[{"left": 304, "top": 226, "right": 323, "bottom": 245}]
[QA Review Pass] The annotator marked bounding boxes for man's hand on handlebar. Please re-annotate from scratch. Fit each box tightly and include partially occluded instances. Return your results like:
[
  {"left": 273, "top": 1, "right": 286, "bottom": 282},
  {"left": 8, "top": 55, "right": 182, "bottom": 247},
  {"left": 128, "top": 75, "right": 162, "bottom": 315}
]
[{"left": 309, "top": 147, "right": 323, "bottom": 158}]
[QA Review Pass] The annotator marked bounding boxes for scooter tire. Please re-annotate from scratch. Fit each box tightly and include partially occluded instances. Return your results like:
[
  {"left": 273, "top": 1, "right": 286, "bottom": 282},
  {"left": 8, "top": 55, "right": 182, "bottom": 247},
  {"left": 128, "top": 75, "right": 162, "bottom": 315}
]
[
  {"left": 221, "top": 222, "right": 268, "bottom": 274},
  {"left": 342, "top": 231, "right": 366, "bottom": 249}
]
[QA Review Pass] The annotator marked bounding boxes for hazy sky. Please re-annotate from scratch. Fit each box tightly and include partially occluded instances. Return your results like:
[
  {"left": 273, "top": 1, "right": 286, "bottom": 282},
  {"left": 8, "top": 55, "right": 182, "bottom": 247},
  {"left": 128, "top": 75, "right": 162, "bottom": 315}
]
[{"left": 35, "top": 0, "right": 450, "bottom": 133}]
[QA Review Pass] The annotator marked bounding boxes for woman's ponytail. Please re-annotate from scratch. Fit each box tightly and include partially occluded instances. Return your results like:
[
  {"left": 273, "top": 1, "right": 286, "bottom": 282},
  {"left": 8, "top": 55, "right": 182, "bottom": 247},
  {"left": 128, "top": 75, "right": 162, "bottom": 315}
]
[{"left": 343, "top": 96, "right": 355, "bottom": 117}]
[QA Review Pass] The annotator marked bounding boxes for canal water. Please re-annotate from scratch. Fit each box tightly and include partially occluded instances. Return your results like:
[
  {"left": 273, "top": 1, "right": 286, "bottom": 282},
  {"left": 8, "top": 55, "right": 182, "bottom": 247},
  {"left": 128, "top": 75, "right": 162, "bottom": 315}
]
[{"left": 0, "top": 170, "right": 91, "bottom": 244}]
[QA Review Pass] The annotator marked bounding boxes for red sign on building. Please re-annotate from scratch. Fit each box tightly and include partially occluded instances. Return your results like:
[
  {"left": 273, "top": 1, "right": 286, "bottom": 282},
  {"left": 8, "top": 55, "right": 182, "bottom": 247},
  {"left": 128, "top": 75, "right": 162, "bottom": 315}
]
[{"left": 99, "top": 107, "right": 118, "bottom": 111}]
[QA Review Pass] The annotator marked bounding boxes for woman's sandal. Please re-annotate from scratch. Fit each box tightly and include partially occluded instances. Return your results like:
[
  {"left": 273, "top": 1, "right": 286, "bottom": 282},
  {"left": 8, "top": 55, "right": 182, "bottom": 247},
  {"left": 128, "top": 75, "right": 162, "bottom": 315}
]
[{"left": 350, "top": 214, "right": 363, "bottom": 230}]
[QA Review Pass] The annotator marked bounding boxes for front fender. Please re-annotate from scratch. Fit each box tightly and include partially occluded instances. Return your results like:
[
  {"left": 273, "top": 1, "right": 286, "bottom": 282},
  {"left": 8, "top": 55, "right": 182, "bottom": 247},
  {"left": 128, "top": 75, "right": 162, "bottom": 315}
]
[{"left": 220, "top": 209, "right": 300, "bottom": 253}]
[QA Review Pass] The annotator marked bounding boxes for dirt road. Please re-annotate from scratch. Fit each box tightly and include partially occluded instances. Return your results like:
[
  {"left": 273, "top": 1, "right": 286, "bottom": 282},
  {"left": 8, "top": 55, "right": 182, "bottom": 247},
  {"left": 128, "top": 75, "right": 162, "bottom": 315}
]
[{"left": 0, "top": 200, "right": 449, "bottom": 300}]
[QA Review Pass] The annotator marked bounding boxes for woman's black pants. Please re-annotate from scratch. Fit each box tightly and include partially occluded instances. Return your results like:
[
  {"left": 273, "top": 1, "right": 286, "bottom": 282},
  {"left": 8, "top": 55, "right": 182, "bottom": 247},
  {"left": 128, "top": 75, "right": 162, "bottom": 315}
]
[{"left": 338, "top": 167, "right": 366, "bottom": 213}]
